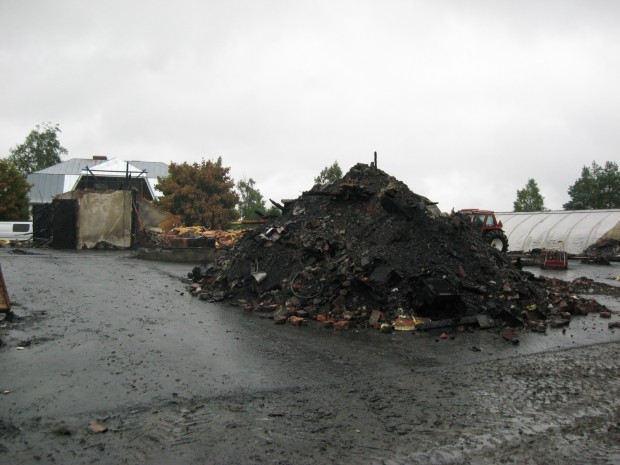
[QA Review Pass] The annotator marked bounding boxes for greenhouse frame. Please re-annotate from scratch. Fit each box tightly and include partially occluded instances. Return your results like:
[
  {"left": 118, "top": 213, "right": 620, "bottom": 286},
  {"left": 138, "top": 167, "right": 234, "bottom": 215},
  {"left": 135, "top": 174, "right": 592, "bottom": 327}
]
[{"left": 496, "top": 209, "right": 620, "bottom": 255}]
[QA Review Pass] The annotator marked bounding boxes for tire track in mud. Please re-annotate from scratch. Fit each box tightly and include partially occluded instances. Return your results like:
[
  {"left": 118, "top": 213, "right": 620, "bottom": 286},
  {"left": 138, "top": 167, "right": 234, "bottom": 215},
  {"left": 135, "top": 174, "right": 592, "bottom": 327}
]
[
  {"left": 50, "top": 342, "right": 619, "bottom": 465},
  {"left": 2, "top": 344, "right": 619, "bottom": 464},
  {"left": 389, "top": 342, "right": 620, "bottom": 465}
]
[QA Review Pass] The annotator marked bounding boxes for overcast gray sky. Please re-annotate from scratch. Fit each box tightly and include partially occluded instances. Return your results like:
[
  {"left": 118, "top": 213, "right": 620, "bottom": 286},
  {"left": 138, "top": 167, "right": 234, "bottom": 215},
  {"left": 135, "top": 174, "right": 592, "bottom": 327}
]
[{"left": 1, "top": 0, "right": 619, "bottom": 212}]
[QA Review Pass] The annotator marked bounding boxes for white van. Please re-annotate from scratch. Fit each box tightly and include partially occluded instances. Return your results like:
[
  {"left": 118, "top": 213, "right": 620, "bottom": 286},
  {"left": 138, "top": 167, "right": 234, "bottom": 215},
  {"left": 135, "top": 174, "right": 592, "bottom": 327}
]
[{"left": 0, "top": 221, "right": 33, "bottom": 241}]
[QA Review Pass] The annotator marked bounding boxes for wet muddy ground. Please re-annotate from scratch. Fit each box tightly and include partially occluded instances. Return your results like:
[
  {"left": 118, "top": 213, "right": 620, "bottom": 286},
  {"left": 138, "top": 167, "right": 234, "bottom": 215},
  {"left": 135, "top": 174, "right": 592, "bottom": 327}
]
[{"left": 1, "top": 249, "right": 619, "bottom": 465}]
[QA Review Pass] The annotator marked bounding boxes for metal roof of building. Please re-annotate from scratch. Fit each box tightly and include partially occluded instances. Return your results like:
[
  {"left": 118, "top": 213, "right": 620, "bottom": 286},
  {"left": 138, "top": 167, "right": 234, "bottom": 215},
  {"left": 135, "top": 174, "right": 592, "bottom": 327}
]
[
  {"left": 36, "top": 158, "right": 168, "bottom": 177},
  {"left": 27, "top": 157, "right": 169, "bottom": 204},
  {"left": 27, "top": 173, "right": 66, "bottom": 205}
]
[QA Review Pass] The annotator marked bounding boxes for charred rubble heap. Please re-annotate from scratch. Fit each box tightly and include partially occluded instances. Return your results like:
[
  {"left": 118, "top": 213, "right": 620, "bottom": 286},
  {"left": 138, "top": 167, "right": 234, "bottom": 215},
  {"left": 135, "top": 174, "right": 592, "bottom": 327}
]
[
  {"left": 583, "top": 238, "right": 620, "bottom": 265},
  {"left": 190, "top": 163, "right": 613, "bottom": 331}
]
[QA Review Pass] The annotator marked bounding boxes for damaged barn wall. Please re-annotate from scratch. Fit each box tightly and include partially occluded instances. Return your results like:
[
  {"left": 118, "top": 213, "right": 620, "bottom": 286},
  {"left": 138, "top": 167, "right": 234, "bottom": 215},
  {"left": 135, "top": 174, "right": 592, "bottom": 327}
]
[
  {"left": 136, "top": 198, "right": 180, "bottom": 233},
  {"left": 78, "top": 191, "right": 132, "bottom": 249},
  {"left": 496, "top": 209, "right": 620, "bottom": 254},
  {"left": 57, "top": 190, "right": 133, "bottom": 249}
]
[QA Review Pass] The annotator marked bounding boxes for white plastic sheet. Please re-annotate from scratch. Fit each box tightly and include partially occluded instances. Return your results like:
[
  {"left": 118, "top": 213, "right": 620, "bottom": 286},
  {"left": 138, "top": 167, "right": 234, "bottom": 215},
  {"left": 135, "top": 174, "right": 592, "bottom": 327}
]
[{"left": 496, "top": 210, "right": 620, "bottom": 254}]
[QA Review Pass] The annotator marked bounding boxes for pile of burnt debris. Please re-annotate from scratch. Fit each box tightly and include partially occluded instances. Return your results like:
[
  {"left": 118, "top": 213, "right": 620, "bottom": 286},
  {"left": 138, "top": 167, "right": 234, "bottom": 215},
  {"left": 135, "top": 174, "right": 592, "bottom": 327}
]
[
  {"left": 582, "top": 238, "right": 620, "bottom": 265},
  {"left": 189, "top": 163, "right": 616, "bottom": 333}
]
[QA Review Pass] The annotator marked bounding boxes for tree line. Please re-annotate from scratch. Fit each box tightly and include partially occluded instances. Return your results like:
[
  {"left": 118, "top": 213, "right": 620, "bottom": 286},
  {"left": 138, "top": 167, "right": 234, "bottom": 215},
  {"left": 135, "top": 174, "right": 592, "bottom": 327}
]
[
  {"left": 0, "top": 123, "right": 342, "bottom": 226},
  {"left": 155, "top": 159, "right": 342, "bottom": 228},
  {"left": 514, "top": 161, "right": 620, "bottom": 212},
  {"left": 1, "top": 123, "right": 618, "bottom": 224}
]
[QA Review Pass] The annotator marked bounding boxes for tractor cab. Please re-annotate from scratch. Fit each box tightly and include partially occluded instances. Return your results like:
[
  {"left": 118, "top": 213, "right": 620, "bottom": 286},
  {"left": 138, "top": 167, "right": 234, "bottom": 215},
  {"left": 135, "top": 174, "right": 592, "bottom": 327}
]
[{"left": 458, "top": 209, "right": 508, "bottom": 252}]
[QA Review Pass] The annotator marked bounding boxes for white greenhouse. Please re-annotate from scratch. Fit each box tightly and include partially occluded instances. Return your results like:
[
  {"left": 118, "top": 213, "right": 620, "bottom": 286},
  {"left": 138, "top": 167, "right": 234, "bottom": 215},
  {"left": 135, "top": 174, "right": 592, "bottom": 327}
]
[{"left": 496, "top": 210, "right": 620, "bottom": 255}]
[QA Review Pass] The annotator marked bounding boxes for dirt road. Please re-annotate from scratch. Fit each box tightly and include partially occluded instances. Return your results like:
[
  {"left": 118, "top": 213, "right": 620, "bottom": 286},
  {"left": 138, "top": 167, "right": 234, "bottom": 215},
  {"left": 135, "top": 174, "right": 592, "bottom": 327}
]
[{"left": 1, "top": 249, "right": 619, "bottom": 464}]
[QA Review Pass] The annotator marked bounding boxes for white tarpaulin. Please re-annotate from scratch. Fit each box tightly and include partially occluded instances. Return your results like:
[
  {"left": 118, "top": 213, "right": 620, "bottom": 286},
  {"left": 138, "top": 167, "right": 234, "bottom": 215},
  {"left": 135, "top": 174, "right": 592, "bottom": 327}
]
[{"left": 496, "top": 210, "right": 620, "bottom": 254}]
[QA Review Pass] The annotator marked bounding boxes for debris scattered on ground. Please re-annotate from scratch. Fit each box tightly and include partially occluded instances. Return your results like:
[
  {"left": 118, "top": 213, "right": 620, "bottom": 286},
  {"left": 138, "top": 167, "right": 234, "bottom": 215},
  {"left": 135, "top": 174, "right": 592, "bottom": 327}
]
[
  {"left": 188, "top": 163, "right": 618, "bottom": 335},
  {"left": 10, "top": 248, "right": 37, "bottom": 255},
  {"left": 141, "top": 227, "right": 247, "bottom": 249},
  {"left": 582, "top": 238, "right": 620, "bottom": 264},
  {"left": 88, "top": 420, "right": 108, "bottom": 433},
  {"left": 52, "top": 425, "right": 72, "bottom": 436},
  {"left": 0, "top": 240, "right": 31, "bottom": 248}
]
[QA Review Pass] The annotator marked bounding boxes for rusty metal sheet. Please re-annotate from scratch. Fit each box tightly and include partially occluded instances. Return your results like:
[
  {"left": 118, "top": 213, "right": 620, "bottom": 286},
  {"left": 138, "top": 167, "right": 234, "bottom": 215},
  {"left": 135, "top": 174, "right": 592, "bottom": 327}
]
[{"left": 0, "top": 264, "right": 11, "bottom": 312}]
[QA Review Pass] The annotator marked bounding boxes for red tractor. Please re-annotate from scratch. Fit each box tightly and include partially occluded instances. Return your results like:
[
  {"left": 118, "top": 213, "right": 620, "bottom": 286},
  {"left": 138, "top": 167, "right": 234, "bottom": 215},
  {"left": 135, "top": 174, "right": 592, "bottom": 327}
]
[{"left": 458, "top": 209, "right": 509, "bottom": 252}]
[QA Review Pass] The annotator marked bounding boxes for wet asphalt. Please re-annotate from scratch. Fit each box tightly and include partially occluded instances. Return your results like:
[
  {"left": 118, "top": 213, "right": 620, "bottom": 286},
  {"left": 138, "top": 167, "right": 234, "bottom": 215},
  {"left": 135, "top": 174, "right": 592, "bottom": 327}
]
[{"left": 0, "top": 249, "right": 619, "bottom": 464}]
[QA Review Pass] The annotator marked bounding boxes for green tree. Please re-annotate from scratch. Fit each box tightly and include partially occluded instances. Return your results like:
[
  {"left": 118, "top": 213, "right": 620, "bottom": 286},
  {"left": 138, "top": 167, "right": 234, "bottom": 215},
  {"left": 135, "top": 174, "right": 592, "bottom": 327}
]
[
  {"left": 236, "top": 178, "right": 282, "bottom": 220},
  {"left": 513, "top": 178, "right": 546, "bottom": 212},
  {"left": 564, "top": 165, "right": 596, "bottom": 210},
  {"left": 236, "top": 177, "right": 267, "bottom": 220},
  {"left": 0, "top": 160, "right": 31, "bottom": 220},
  {"left": 564, "top": 161, "right": 620, "bottom": 210},
  {"left": 8, "top": 123, "right": 67, "bottom": 176},
  {"left": 264, "top": 205, "right": 283, "bottom": 218},
  {"left": 155, "top": 157, "right": 239, "bottom": 228},
  {"left": 314, "top": 161, "right": 342, "bottom": 185}
]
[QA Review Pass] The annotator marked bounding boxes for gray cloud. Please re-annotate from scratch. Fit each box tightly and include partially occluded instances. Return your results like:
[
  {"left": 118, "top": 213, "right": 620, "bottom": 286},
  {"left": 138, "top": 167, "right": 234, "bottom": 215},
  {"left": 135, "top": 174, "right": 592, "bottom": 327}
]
[{"left": 2, "top": 0, "right": 619, "bottom": 212}]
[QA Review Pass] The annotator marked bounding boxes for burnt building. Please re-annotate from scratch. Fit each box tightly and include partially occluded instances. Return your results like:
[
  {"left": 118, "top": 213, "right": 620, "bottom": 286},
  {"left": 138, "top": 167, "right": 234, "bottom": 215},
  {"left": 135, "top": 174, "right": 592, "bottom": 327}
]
[{"left": 26, "top": 156, "right": 169, "bottom": 248}]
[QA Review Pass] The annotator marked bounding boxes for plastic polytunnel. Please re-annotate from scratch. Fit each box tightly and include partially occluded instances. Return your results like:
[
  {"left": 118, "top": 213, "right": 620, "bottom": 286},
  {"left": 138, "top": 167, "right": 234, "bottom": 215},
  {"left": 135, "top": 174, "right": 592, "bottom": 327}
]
[{"left": 495, "top": 209, "right": 620, "bottom": 255}]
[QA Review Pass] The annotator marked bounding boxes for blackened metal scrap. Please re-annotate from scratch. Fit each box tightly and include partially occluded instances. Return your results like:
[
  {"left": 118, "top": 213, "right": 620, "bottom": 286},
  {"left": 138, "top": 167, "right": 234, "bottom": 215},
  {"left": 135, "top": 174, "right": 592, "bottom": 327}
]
[{"left": 290, "top": 269, "right": 325, "bottom": 299}]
